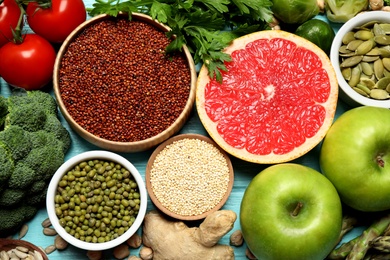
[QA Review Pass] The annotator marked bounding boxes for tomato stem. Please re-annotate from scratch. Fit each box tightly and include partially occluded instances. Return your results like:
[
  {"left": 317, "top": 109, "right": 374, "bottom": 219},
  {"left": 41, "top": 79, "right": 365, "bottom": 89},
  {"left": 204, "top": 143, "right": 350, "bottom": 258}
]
[
  {"left": 12, "top": 0, "right": 25, "bottom": 44},
  {"left": 19, "top": 0, "right": 51, "bottom": 8},
  {"left": 291, "top": 202, "right": 303, "bottom": 217}
]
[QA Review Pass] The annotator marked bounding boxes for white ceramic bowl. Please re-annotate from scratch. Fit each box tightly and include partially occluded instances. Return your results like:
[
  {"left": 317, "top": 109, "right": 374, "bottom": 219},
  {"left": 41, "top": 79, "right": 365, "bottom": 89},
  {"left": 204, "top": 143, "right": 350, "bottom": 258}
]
[
  {"left": 46, "top": 151, "right": 147, "bottom": 251},
  {"left": 330, "top": 11, "right": 390, "bottom": 108}
]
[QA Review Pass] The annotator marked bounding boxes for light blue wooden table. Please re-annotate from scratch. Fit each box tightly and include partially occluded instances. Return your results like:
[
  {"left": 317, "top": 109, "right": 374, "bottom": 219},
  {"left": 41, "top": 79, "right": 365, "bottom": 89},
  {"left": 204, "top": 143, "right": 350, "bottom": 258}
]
[{"left": 0, "top": 2, "right": 363, "bottom": 259}]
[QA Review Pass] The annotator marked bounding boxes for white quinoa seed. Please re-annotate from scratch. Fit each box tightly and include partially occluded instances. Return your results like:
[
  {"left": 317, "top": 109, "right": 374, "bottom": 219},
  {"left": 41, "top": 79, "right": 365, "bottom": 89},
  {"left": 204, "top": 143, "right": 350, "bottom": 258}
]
[{"left": 150, "top": 138, "right": 230, "bottom": 216}]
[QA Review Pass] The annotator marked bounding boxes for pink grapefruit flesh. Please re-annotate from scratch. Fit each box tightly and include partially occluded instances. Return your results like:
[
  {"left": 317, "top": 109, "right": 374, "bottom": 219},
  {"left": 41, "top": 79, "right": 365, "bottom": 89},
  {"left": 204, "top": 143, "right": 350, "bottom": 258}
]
[{"left": 196, "top": 30, "right": 338, "bottom": 164}]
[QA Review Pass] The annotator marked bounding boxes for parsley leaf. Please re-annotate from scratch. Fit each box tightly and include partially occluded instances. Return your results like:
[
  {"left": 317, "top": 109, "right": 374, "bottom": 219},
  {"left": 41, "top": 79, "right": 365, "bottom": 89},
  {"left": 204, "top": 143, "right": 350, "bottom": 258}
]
[{"left": 88, "top": 0, "right": 273, "bottom": 82}]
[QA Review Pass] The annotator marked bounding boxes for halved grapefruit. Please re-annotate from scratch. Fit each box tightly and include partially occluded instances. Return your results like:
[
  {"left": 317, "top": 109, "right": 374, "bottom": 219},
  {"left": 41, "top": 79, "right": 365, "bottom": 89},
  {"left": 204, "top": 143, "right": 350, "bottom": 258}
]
[{"left": 196, "top": 30, "right": 338, "bottom": 164}]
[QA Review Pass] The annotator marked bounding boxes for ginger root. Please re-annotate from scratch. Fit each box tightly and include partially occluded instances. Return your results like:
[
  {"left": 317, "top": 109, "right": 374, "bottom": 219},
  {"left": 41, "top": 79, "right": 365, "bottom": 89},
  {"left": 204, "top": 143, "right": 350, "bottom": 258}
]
[{"left": 142, "top": 210, "right": 237, "bottom": 260}]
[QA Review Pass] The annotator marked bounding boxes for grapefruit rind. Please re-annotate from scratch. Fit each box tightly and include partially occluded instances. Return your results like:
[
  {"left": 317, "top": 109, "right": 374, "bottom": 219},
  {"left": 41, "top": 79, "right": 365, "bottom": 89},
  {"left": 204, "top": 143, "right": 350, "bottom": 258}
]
[{"left": 196, "top": 30, "right": 338, "bottom": 164}]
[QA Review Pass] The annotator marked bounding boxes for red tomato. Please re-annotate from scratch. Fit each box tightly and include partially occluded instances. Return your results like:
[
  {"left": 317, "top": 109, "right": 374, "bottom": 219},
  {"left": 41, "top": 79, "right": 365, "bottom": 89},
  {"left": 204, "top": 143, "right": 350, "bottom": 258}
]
[
  {"left": 0, "top": 0, "right": 21, "bottom": 48},
  {"left": 26, "top": 0, "right": 86, "bottom": 43},
  {"left": 0, "top": 34, "right": 56, "bottom": 90}
]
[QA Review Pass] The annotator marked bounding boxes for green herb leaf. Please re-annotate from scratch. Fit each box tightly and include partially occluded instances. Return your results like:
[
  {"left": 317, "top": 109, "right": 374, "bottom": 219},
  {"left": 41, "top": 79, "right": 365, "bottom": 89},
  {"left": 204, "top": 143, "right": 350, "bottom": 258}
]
[
  {"left": 150, "top": 2, "right": 172, "bottom": 23},
  {"left": 88, "top": 0, "right": 274, "bottom": 82},
  {"left": 88, "top": 0, "right": 139, "bottom": 18}
]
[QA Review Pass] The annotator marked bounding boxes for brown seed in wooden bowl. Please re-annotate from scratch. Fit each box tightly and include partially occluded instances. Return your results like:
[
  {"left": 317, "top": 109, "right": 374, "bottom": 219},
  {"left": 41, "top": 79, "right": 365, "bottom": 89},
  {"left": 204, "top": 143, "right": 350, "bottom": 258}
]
[{"left": 53, "top": 12, "right": 197, "bottom": 152}]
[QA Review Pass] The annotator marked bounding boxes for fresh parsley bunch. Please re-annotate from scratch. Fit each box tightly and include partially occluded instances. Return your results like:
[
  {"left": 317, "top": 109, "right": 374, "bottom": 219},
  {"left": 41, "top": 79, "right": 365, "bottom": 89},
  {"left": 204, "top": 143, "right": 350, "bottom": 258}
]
[{"left": 88, "top": 0, "right": 273, "bottom": 82}]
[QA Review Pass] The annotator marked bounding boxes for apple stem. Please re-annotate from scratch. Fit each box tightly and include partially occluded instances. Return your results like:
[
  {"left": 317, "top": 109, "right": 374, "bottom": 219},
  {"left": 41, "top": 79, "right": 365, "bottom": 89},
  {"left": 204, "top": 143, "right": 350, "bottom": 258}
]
[
  {"left": 376, "top": 154, "right": 385, "bottom": 168},
  {"left": 291, "top": 202, "right": 303, "bottom": 217}
]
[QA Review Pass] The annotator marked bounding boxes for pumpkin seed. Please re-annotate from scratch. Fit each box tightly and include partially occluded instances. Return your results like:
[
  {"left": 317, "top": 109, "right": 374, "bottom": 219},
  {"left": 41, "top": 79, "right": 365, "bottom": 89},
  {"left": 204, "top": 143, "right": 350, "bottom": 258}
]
[
  {"left": 340, "top": 55, "right": 363, "bottom": 68},
  {"left": 370, "top": 89, "right": 390, "bottom": 99},
  {"left": 347, "top": 40, "right": 364, "bottom": 51},
  {"left": 373, "top": 23, "right": 386, "bottom": 36},
  {"left": 348, "top": 66, "right": 361, "bottom": 87},
  {"left": 339, "top": 45, "right": 353, "bottom": 54},
  {"left": 374, "top": 59, "right": 385, "bottom": 80},
  {"left": 362, "top": 55, "right": 380, "bottom": 62},
  {"left": 342, "top": 31, "right": 356, "bottom": 44},
  {"left": 357, "top": 21, "right": 381, "bottom": 29},
  {"left": 341, "top": 67, "right": 352, "bottom": 80},
  {"left": 360, "top": 61, "right": 374, "bottom": 76},
  {"left": 375, "top": 77, "right": 390, "bottom": 89},
  {"left": 353, "top": 87, "right": 370, "bottom": 97},
  {"left": 378, "top": 47, "right": 390, "bottom": 58},
  {"left": 338, "top": 21, "right": 390, "bottom": 100},
  {"left": 340, "top": 52, "right": 358, "bottom": 58},
  {"left": 355, "top": 83, "right": 371, "bottom": 95},
  {"left": 374, "top": 35, "right": 390, "bottom": 45},
  {"left": 360, "top": 78, "right": 376, "bottom": 89},
  {"left": 382, "top": 58, "right": 390, "bottom": 71},
  {"left": 386, "top": 83, "right": 390, "bottom": 92},
  {"left": 355, "top": 40, "right": 375, "bottom": 55},
  {"left": 379, "top": 23, "right": 390, "bottom": 34},
  {"left": 384, "top": 68, "right": 390, "bottom": 77},
  {"left": 355, "top": 30, "right": 374, "bottom": 40},
  {"left": 366, "top": 47, "right": 381, "bottom": 56}
]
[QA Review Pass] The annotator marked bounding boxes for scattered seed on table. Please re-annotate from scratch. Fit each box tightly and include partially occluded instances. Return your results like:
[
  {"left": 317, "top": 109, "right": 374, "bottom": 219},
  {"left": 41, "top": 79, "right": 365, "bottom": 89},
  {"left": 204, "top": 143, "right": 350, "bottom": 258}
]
[
  {"left": 41, "top": 218, "right": 51, "bottom": 228},
  {"left": 59, "top": 18, "right": 191, "bottom": 142},
  {"left": 150, "top": 138, "right": 231, "bottom": 216},
  {"left": 18, "top": 224, "right": 28, "bottom": 239},
  {"left": 43, "top": 227, "right": 57, "bottom": 236},
  {"left": 54, "top": 235, "right": 68, "bottom": 250},
  {"left": 44, "top": 245, "right": 56, "bottom": 255}
]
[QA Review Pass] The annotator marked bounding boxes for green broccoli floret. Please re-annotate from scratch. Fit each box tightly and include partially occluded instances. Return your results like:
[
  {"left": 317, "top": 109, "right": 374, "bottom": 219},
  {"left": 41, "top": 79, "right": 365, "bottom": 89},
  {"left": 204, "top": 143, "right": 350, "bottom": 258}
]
[
  {"left": 8, "top": 163, "right": 36, "bottom": 190},
  {"left": 0, "top": 188, "right": 26, "bottom": 207},
  {"left": 29, "top": 130, "right": 63, "bottom": 149},
  {"left": 385, "top": 0, "right": 390, "bottom": 5},
  {"left": 0, "top": 125, "right": 32, "bottom": 161},
  {"left": 26, "top": 186, "right": 47, "bottom": 207},
  {"left": 22, "top": 145, "right": 65, "bottom": 181},
  {"left": 0, "top": 205, "right": 37, "bottom": 237},
  {"left": 7, "top": 90, "right": 58, "bottom": 116},
  {"left": 0, "top": 96, "right": 8, "bottom": 128},
  {"left": 5, "top": 104, "right": 47, "bottom": 132},
  {"left": 26, "top": 90, "right": 58, "bottom": 114},
  {"left": 43, "top": 114, "right": 71, "bottom": 152},
  {"left": 0, "top": 144, "right": 14, "bottom": 191},
  {"left": 0, "top": 90, "right": 71, "bottom": 237}
]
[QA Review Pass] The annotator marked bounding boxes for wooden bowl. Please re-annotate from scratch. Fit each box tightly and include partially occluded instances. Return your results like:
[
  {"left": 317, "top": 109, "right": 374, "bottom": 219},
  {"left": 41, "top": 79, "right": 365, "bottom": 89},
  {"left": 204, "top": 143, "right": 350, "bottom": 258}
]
[
  {"left": 53, "top": 13, "right": 197, "bottom": 152},
  {"left": 145, "top": 133, "right": 234, "bottom": 221},
  {"left": 0, "top": 239, "right": 48, "bottom": 260}
]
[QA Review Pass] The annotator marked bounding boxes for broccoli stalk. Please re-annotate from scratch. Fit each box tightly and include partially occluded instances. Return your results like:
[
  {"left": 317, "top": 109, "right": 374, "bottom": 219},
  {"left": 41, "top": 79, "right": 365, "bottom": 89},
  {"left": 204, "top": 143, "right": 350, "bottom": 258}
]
[
  {"left": 0, "top": 90, "right": 71, "bottom": 237},
  {"left": 325, "top": 0, "right": 369, "bottom": 23}
]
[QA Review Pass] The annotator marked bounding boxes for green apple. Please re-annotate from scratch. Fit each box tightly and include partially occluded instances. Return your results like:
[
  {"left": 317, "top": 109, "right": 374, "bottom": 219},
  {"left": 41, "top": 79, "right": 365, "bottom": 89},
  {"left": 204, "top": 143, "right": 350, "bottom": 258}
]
[
  {"left": 320, "top": 106, "right": 390, "bottom": 212},
  {"left": 240, "top": 163, "right": 342, "bottom": 260}
]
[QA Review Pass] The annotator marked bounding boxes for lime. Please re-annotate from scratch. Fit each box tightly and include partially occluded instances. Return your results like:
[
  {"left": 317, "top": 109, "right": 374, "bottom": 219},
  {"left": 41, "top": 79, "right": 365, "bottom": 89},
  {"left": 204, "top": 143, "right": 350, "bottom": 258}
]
[{"left": 295, "top": 19, "right": 335, "bottom": 55}]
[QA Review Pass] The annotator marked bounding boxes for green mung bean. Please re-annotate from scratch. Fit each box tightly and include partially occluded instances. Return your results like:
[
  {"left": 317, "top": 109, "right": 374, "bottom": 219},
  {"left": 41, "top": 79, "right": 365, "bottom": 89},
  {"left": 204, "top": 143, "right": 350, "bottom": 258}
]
[{"left": 55, "top": 159, "right": 140, "bottom": 243}]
